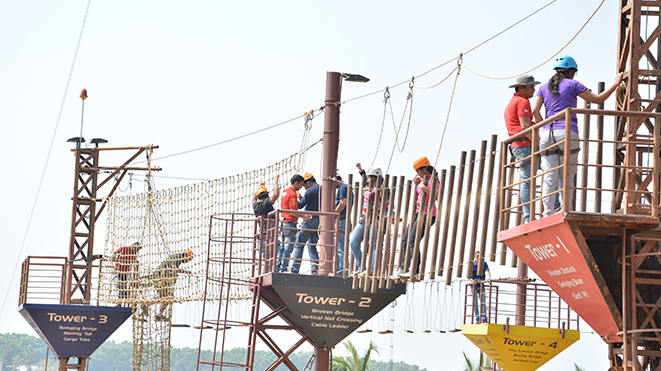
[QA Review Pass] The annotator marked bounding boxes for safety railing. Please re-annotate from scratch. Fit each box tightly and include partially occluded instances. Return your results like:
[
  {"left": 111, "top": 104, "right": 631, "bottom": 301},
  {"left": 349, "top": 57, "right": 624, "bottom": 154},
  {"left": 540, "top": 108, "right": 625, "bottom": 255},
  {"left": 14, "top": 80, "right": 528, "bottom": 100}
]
[
  {"left": 259, "top": 209, "right": 341, "bottom": 276},
  {"left": 500, "top": 108, "right": 661, "bottom": 227},
  {"left": 19, "top": 256, "right": 102, "bottom": 306},
  {"left": 463, "top": 279, "right": 579, "bottom": 330}
]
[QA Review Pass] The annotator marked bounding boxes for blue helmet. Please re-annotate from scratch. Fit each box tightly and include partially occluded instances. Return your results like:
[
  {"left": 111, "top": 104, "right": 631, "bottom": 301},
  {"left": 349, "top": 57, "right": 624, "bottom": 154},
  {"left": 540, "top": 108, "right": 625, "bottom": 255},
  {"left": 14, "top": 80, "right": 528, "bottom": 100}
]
[{"left": 554, "top": 55, "right": 578, "bottom": 71}]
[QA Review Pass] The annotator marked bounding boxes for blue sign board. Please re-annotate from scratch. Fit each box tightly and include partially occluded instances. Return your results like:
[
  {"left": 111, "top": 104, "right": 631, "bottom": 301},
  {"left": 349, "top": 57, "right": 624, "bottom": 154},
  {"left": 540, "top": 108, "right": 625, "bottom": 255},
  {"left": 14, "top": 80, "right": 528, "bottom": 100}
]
[{"left": 19, "top": 304, "right": 132, "bottom": 358}]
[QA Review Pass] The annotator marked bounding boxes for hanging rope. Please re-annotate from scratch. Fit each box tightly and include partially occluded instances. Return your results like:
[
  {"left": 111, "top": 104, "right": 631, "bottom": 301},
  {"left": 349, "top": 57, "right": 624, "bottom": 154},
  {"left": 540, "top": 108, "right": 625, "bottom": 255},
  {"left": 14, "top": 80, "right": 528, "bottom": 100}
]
[
  {"left": 370, "top": 89, "right": 391, "bottom": 168},
  {"left": 385, "top": 78, "right": 416, "bottom": 173},
  {"left": 433, "top": 56, "right": 463, "bottom": 167}
]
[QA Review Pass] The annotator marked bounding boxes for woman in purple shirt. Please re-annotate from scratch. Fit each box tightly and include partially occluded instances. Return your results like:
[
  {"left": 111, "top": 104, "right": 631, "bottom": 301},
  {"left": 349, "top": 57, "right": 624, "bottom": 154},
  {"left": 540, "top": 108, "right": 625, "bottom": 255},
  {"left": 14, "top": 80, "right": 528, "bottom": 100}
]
[{"left": 532, "top": 55, "right": 622, "bottom": 217}]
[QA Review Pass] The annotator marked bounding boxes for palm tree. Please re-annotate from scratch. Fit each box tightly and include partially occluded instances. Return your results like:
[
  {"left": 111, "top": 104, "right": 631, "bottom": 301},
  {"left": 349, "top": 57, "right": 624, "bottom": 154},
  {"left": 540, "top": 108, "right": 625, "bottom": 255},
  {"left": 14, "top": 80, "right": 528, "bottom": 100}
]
[
  {"left": 462, "top": 351, "right": 493, "bottom": 371},
  {"left": 332, "top": 340, "right": 379, "bottom": 371}
]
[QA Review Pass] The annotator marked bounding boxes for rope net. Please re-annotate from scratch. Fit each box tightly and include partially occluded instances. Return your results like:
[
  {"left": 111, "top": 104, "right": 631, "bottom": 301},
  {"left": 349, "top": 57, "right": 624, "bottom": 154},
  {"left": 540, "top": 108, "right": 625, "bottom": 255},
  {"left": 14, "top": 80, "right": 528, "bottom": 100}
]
[{"left": 98, "top": 150, "right": 308, "bottom": 308}]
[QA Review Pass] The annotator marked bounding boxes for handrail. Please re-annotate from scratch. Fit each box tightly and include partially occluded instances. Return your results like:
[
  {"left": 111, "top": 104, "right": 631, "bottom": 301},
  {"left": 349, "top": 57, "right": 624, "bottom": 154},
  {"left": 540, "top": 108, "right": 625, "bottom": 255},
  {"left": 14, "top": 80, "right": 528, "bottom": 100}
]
[{"left": 499, "top": 107, "right": 661, "bottom": 228}]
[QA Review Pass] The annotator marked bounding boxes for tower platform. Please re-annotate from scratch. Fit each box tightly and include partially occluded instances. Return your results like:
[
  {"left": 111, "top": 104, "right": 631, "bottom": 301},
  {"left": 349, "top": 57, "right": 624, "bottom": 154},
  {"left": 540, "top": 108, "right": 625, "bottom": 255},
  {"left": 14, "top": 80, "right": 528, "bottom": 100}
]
[
  {"left": 497, "top": 212, "right": 659, "bottom": 343},
  {"left": 260, "top": 273, "right": 405, "bottom": 348},
  {"left": 462, "top": 323, "right": 580, "bottom": 371}
]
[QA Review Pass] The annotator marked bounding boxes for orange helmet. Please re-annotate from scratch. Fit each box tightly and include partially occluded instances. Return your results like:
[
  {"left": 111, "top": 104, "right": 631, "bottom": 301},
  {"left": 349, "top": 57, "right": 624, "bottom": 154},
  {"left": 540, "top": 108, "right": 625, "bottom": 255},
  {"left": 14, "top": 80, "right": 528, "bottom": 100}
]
[
  {"left": 183, "top": 249, "right": 194, "bottom": 261},
  {"left": 255, "top": 185, "right": 268, "bottom": 196},
  {"left": 303, "top": 172, "right": 314, "bottom": 181},
  {"left": 413, "top": 156, "right": 430, "bottom": 170}
]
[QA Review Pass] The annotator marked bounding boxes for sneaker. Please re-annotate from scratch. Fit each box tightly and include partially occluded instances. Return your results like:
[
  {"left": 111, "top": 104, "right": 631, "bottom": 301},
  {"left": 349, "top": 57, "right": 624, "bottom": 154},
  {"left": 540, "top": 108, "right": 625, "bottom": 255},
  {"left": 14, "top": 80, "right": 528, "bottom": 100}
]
[
  {"left": 399, "top": 270, "right": 411, "bottom": 278},
  {"left": 389, "top": 269, "right": 403, "bottom": 280}
]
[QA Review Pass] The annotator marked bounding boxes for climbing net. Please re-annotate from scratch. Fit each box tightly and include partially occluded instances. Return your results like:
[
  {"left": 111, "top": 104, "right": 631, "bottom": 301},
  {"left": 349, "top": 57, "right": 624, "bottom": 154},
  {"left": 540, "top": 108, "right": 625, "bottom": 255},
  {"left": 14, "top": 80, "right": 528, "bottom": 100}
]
[{"left": 98, "top": 148, "right": 315, "bottom": 308}]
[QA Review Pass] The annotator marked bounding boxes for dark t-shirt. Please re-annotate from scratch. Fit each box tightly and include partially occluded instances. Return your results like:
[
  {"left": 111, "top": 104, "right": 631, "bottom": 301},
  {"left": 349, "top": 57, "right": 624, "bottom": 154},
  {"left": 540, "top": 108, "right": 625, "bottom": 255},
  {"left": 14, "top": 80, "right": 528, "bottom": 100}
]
[
  {"left": 336, "top": 184, "right": 348, "bottom": 218},
  {"left": 253, "top": 198, "right": 275, "bottom": 234},
  {"left": 472, "top": 261, "right": 490, "bottom": 280}
]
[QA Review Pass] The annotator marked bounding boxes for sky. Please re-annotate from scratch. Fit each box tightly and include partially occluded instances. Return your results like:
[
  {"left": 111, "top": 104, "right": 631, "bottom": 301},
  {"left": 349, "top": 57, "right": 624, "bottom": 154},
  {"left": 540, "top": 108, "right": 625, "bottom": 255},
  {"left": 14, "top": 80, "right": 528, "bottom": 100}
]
[{"left": 0, "top": 0, "right": 626, "bottom": 370}]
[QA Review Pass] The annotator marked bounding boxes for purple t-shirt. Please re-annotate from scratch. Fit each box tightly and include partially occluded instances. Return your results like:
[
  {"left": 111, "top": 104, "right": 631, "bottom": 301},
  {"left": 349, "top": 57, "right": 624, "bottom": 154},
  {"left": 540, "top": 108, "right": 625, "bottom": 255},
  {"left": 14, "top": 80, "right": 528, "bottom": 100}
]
[{"left": 536, "top": 78, "right": 587, "bottom": 133}]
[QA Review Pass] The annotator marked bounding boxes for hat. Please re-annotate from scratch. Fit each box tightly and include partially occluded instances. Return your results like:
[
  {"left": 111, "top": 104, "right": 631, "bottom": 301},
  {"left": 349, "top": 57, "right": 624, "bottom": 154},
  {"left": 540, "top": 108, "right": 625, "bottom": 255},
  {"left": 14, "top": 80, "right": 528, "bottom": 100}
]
[
  {"left": 255, "top": 185, "right": 268, "bottom": 196},
  {"left": 303, "top": 172, "right": 314, "bottom": 181},
  {"left": 509, "top": 75, "right": 540, "bottom": 88}
]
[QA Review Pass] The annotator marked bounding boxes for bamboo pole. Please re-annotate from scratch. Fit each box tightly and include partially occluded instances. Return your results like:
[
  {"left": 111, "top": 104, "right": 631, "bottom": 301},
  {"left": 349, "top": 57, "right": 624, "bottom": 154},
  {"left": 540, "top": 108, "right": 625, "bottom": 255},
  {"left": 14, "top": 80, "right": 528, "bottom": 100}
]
[
  {"left": 445, "top": 151, "right": 467, "bottom": 286},
  {"left": 436, "top": 166, "right": 456, "bottom": 277},
  {"left": 456, "top": 150, "right": 476, "bottom": 277},
  {"left": 429, "top": 170, "right": 446, "bottom": 279},
  {"left": 465, "top": 141, "right": 487, "bottom": 279}
]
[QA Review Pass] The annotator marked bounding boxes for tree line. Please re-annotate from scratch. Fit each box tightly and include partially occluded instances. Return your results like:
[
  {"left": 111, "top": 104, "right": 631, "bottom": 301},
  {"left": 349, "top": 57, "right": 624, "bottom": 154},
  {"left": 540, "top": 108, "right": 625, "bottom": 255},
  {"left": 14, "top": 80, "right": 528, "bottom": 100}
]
[{"left": 0, "top": 332, "right": 426, "bottom": 370}]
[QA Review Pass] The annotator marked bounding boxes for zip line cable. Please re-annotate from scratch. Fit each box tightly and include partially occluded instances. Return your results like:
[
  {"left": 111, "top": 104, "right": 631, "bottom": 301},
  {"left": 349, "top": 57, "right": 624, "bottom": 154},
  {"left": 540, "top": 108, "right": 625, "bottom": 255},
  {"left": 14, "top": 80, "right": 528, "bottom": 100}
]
[
  {"left": 342, "top": 0, "right": 559, "bottom": 105},
  {"left": 146, "top": 110, "right": 318, "bottom": 163},
  {"left": 143, "top": 0, "right": 563, "bottom": 164},
  {"left": 462, "top": 0, "right": 605, "bottom": 80},
  {"left": 0, "top": 0, "right": 93, "bottom": 321}
]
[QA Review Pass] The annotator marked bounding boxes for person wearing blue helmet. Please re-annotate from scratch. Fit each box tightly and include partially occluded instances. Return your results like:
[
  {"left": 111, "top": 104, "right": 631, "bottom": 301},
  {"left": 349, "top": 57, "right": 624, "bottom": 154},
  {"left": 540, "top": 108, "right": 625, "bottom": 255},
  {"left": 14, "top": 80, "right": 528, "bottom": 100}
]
[{"left": 532, "top": 55, "right": 623, "bottom": 217}]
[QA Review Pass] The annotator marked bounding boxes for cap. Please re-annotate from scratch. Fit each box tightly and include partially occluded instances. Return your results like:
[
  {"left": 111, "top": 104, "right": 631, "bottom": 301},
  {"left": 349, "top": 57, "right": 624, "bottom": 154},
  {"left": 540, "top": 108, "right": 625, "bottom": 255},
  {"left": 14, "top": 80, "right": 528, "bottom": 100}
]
[{"left": 303, "top": 172, "right": 314, "bottom": 181}]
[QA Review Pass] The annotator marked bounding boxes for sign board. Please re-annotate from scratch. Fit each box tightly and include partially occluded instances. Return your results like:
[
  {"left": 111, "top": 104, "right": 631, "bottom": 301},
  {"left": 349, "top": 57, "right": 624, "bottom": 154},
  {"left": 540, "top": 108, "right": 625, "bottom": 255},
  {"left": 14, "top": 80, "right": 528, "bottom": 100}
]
[
  {"left": 497, "top": 213, "right": 620, "bottom": 342},
  {"left": 270, "top": 274, "right": 404, "bottom": 347},
  {"left": 19, "top": 304, "right": 132, "bottom": 358},
  {"left": 462, "top": 324, "right": 579, "bottom": 371}
]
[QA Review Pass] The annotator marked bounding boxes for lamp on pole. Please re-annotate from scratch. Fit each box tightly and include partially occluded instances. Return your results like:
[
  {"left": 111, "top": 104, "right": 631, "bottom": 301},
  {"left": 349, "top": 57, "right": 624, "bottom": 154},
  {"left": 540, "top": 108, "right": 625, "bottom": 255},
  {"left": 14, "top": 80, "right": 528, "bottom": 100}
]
[{"left": 316, "top": 71, "right": 368, "bottom": 371}]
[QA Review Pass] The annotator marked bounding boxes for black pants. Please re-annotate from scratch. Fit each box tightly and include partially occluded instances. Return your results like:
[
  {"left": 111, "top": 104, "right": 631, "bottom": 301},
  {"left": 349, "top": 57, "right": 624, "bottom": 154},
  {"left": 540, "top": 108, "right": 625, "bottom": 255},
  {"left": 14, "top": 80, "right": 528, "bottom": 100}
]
[{"left": 399, "top": 213, "right": 435, "bottom": 274}]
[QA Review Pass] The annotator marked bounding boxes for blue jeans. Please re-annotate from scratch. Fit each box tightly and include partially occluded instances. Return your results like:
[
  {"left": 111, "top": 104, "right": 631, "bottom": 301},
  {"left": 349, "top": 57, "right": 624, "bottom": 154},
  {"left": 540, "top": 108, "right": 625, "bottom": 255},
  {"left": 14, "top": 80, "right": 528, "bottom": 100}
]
[
  {"left": 118, "top": 272, "right": 129, "bottom": 300},
  {"left": 337, "top": 218, "right": 346, "bottom": 273},
  {"left": 277, "top": 221, "right": 297, "bottom": 273},
  {"left": 472, "top": 281, "right": 488, "bottom": 323},
  {"left": 511, "top": 146, "right": 531, "bottom": 222},
  {"left": 291, "top": 217, "right": 319, "bottom": 274},
  {"left": 348, "top": 220, "right": 379, "bottom": 272}
]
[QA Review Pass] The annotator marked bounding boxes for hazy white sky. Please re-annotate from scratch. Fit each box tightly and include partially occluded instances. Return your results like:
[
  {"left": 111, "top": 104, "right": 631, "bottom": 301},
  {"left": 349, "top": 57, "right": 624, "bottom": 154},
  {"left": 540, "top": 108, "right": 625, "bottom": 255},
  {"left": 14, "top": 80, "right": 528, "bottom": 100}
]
[{"left": 0, "top": 0, "right": 624, "bottom": 369}]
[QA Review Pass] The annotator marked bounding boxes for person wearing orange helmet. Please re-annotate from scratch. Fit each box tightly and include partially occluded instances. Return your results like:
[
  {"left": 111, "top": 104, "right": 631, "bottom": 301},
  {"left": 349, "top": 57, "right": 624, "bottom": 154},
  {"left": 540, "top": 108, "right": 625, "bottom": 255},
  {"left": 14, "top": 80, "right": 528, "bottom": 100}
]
[
  {"left": 290, "top": 172, "right": 321, "bottom": 274},
  {"left": 393, "top": 156, "right": 438, "bottom": 279},
  {"left": 252, "top": 175, "right": 281, "bottom": 260},
  {"left": 152, "top": 249, "right": 194, "bottom": 320}
]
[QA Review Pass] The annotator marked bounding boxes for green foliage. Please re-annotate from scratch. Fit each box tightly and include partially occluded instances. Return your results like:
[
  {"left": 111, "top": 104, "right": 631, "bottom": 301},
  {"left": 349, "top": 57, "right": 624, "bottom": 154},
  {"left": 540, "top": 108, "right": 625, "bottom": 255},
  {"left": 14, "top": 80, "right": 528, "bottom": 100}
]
[
  {"left": 0, "top": 333, "right": 426, "bottom": 371},
  {"left": 332, "top": 340, "right": 379, "bottom": 371}
]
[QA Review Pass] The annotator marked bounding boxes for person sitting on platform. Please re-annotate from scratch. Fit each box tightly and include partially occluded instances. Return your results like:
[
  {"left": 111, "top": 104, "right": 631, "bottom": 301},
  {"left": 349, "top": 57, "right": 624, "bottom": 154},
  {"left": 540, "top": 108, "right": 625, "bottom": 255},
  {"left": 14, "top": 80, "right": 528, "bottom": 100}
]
[{"left": 152, "top": 249, "right": 194, "bottom": 321}]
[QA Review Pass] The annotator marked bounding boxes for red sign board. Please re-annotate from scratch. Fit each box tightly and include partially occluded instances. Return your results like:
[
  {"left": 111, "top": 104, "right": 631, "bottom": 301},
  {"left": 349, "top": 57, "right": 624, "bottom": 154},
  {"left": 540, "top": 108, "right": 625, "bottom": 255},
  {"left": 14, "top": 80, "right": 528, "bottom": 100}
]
[{"left": 498, "top": 213, "right": 621, "bottom": 342}]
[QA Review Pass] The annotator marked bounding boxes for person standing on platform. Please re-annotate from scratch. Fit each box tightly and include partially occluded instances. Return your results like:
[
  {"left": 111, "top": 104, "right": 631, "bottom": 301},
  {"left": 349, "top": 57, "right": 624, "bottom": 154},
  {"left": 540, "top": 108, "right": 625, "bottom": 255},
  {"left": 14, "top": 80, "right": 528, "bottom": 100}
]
[
  {"left": 394, "top": 156, "right": 438, "bottom": 279},
  {"left": 153, "top": 249, "right": 194, "bottom": 321},
  {"left": 471, "top": 251, "right": 491, "bottom": 323},
  {"left": 112, "top": 241, "right": 142, "bottom": 303},
  {"left": 532, "top": 55, "right": 623, "bottom": 217},
  {"left": 290, "top": 172, "right": 321, "bottom": 275},
  {"left": 277, "top": 174, "right": 304, "bottom": 273},
  {"left": 348, "top": 164, "right": 384, "bottom": 274},
  {"left": 334, "top": 175, "right": 349, "bottom": 275},
  {"left": 505, "top": 75, "right": 540, "bottom": 223},
  {"left": 252, "top": 175, "right": 280, "bottom": 260}
]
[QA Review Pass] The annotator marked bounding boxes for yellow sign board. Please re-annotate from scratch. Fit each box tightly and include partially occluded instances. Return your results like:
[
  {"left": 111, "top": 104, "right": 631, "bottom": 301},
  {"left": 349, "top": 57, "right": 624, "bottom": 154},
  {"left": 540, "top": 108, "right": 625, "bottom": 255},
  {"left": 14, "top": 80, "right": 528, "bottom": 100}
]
[{"left": 462, "top": 324, "right": 580, "bottom": 371}]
